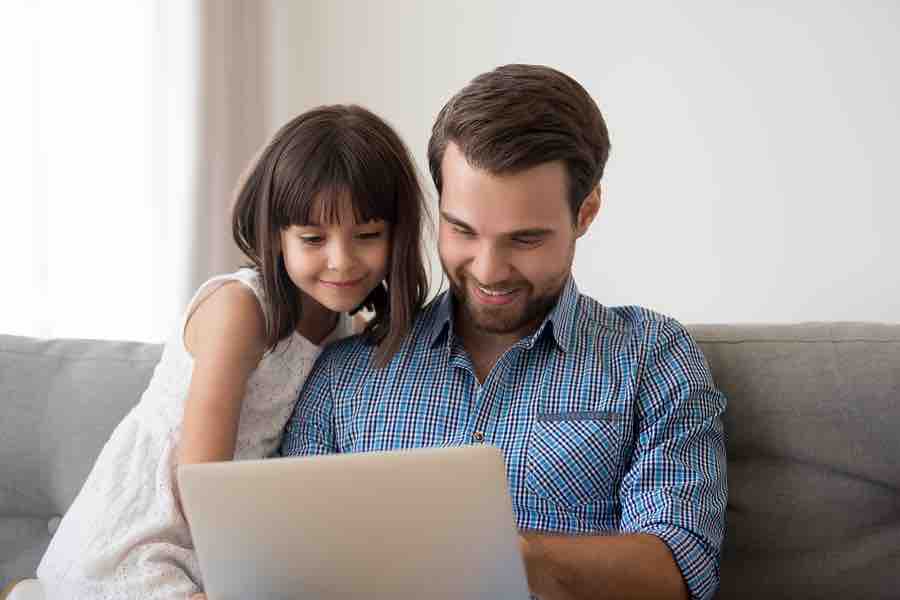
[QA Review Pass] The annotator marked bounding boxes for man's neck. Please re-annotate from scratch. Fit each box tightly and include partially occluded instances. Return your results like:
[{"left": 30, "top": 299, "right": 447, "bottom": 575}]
[
  {"left": 455, "top": 310, "right": 545, "bottom": 384},
  {"left": 458, "top": 322, "right": 521, "bottom": 359}
]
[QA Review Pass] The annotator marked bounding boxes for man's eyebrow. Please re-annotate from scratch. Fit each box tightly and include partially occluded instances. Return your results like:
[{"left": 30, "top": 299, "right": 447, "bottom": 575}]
[
  {"left": 440, "top": 211, "right": 474, "bottom": 230},
  {"left": 508, "top": 227, "right": 554, "bottom": 237},
  {"left": 441, "top": 211, "right": 554, "bottom": 238}
]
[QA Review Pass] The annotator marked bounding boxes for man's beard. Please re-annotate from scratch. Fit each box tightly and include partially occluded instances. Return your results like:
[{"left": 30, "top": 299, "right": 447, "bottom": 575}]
[{"left": 447, "top": 272, "right": 564, "bottom": 336}]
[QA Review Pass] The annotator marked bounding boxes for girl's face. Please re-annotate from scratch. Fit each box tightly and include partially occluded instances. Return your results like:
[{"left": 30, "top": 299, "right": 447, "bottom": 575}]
[{"left": 279, "top": 196, "right": 391, "bottom": 314}]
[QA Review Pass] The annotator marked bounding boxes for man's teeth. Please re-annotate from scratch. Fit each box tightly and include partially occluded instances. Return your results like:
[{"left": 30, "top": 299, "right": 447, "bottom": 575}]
[{"left": 478, "top": 286, "right": 515, "bottom": 296}]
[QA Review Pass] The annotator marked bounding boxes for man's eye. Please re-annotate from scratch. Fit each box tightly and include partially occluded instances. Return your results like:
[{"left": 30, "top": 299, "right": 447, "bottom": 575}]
[
  {"left": 512, "top": 236, "right": 541, "bottom": 246},
  {"left": 454, "top": 227, "right": 475, "bottom": 237}
]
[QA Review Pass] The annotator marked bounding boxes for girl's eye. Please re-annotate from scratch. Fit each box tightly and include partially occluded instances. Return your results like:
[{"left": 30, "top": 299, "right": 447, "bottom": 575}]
[
  {"left": 454, "top": 227, "right": 475, "bottom": 237},
  {"left": 300, "top": 236, "right": 325, "bottom": 245},
  {"left": 357, "top": 231, "right": 384, "bottom": 240}
]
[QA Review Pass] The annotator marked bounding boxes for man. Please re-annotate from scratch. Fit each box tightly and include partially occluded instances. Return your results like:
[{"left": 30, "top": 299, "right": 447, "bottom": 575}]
[{"left": 282, "top": 64, "right": 727, "bottom": 600}]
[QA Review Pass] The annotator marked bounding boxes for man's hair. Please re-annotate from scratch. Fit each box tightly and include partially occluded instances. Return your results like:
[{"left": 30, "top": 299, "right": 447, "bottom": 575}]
[{"left": 428, "top": 64, "right": 611, "bottom": 219}]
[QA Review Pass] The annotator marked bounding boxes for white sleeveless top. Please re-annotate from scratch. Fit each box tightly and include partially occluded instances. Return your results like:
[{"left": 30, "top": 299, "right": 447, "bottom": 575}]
[{"left": 37, "top": 268, "right": 351, "bottom": 599}]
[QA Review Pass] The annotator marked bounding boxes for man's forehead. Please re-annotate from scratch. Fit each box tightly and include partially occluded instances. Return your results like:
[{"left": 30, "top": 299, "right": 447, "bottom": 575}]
[
  {"left": 441, "top": 142, "right": 568, "bottom": 188},
  {"left": 440, "top": 144, "right": 571, "bottom": 232}
]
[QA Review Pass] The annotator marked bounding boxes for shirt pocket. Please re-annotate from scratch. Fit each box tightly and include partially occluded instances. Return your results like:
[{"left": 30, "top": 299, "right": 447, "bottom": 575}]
[{"left": 526, "top": 411, "right": 625, "bottom": 508}]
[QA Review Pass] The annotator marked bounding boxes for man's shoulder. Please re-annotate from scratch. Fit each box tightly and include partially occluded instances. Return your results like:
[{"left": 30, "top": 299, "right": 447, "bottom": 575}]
[
  {"left": 320, "top": 332, "right": 372, "bottom": 362},
  {"left": 318, "top": 297, "right": 446, "bottom": 368},
  {"left": 571, "top": 294, "right": 705, "bottom": 370},
  {"left": 574, "top": 295, "right": 713, "bottom": 390},
  {"left": 575, "top": 293, "right": 684, "bottom": 342}
]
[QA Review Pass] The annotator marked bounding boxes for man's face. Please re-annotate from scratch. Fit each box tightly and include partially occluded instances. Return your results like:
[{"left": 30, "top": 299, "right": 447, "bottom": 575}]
[{"left": 438, "top": 143, "right": 598, "bottom": 339}]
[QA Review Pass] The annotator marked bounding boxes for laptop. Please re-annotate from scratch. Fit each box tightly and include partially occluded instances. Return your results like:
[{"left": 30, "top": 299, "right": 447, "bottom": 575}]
[{"left": 177, "top": 444, "right": 531, "bottom": 600}]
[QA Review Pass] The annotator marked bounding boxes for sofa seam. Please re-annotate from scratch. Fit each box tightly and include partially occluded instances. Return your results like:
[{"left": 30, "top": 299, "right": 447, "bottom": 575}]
[
  {"left": 694, "top": 339, "right": 900, "bottom": 345},
  {"left": 0, "top": 349, "right": 160, "bottom": 364}
]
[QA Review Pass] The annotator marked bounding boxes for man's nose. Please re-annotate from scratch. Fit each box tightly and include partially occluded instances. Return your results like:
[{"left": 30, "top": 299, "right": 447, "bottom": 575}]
[{"left": 469, "top": 243, "right": 510, "bottom": 286}]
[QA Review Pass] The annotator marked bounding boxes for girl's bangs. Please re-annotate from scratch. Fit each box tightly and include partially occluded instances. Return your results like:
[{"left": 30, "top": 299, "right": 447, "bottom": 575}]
[{"left": 278, "top": 144, "right": 397, "bottom": 227}]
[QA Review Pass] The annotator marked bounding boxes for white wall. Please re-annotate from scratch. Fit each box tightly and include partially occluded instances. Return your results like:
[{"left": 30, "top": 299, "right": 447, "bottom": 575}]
[{"left": 270, "top": 0, "right": 900, "bottom": 324}]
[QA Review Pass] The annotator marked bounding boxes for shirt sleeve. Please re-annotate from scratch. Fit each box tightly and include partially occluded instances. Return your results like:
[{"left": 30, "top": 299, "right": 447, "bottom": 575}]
[
  {"left": 619, "top": 317, "right": 728, "bottom": 600},
  {"left": 278, "top": 344, "right": 339, "bottom": 457}
]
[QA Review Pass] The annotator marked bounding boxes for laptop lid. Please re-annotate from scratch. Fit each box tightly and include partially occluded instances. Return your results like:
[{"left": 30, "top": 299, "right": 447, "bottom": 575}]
[{"left": 177, "top": 445, "right": 530, "bottom": 600}]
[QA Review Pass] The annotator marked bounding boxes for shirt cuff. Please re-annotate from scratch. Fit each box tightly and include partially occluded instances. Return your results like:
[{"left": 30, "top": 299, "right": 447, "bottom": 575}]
[{"left": 641, "top": 524, "right": 719, "bottom": 600}]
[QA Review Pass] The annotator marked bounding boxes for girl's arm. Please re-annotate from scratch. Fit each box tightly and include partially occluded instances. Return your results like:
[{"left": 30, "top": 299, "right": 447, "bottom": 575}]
[{"left": 178, "top": 282, "right": 268, "bottom": 465}]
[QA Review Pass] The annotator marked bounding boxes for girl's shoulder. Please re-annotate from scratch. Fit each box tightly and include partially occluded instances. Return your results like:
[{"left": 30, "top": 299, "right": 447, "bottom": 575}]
[
  {"left": 204, "top": 267, "right": 264, "bottom": 302},
  {"left": 184, "top": 268, "right": 265, "bottom": 324},
  {"left": 182, "top": 269, "right": 268, "bottom": 361}
]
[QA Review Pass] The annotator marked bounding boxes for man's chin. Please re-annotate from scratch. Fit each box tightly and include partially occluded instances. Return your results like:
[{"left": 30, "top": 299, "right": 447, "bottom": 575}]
[
  {"left": 451, "top": 282, "right": 541, "bottom": 335},
  {"left": 465, "top": 305, "right": 528, "bottom": 335}
]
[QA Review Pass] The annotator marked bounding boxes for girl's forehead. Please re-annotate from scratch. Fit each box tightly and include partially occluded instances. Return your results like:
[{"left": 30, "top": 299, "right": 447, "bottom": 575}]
[{"left": 302, "top": 189, "right": 382, "bottom": 226}]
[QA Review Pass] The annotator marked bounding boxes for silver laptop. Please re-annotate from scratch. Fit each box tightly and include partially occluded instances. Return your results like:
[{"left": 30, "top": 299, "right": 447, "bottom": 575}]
[{"left": 177, "top": 445, "right": 530, "bottom": 600}]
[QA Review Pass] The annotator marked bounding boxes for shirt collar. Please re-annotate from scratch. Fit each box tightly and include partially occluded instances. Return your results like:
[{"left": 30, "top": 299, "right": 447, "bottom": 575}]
[
  {"left": 522, "top": 275, "right": 579, "bottom": 353},
  {"left": 427, "top": 276, "right": 580, "bottom": 353},
  {"left": 427, "top": 291, "right": 454, "bottom": 349}
]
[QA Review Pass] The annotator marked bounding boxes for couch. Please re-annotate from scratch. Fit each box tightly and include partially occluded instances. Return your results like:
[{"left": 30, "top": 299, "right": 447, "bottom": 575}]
[{"left": 2, "top": 323, "right": 899, "bottom": 598}]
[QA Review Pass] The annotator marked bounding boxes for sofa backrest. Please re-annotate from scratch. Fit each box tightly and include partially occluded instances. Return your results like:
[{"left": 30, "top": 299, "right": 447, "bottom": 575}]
[{"left": 690, "top": 322, "right": 900, "bottom": 599}]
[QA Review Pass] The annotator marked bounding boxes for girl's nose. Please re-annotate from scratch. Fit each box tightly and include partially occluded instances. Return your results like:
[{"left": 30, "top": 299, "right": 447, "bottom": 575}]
[{"left": 326, "top": 239, "right": 355, "bottom": 272}]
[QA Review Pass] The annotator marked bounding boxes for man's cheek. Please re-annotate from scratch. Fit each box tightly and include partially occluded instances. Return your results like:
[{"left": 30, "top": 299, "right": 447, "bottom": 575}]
[{"left": 438, "top": 243, "right": 465, "bottom": 275}]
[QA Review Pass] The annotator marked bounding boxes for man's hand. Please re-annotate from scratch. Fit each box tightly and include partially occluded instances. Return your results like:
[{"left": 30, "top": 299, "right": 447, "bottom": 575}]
[
  {"left": 519, "top": 534, "right": 571, "bottom": 599},
  {"left": 518, "top": 531, "right": 689, "bottom": 600},
  {"left": 190, "top": 594, "right": 207, "bottom": 600}
]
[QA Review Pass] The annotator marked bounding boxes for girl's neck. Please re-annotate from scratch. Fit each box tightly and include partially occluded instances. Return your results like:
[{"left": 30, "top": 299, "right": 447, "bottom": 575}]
[{"left": 295, "top": 293, "right": 339, "bottom": 345}]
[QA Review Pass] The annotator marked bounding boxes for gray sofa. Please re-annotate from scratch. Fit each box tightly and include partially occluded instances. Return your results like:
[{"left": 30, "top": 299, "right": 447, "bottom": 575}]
[{"left": 2, "top": 323, "right": 899, "bottom": 598}]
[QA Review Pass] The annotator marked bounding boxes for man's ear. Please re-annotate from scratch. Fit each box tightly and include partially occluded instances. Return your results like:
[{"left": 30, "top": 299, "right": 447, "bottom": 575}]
[{"left": 575, "top": 185, "right": 602, "bottom": 238}]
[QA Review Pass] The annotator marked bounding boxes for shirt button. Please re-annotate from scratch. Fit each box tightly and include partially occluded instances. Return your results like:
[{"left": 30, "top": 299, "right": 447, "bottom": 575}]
[{"left": 472, "top": 431, "right": 485, "bottom": 443}]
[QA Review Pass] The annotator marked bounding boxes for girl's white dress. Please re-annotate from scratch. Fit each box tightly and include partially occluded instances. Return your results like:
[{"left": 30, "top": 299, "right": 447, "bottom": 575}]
[{"left": 36, "top": 268, "right": 351, "bottom": 599}]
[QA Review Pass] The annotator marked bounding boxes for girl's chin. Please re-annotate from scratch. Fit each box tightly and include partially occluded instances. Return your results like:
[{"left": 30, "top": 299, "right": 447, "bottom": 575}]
[{"left": 312, "top": 294, "right": 369, "bottom": 314}]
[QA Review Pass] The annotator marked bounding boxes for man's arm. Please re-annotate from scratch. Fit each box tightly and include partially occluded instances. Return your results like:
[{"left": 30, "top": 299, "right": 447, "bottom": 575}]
[
  {"left": 519, "top": 317, "right": 727, "bottom": 600},
  {"left": 519, "top": 532, "right": 688, "bottom": 600},
  {"left": 617, "top": 318, "right": 728, "bottom": 599}
]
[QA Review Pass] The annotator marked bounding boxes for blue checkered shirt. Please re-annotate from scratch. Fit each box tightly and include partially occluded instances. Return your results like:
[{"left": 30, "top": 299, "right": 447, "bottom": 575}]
[{"left": 281, "top": 277, "right": 727, "bottom": 599}]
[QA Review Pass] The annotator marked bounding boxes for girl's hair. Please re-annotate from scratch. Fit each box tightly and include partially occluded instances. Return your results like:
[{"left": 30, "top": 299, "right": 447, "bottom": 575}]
[{"left": 232, "top": 105, "right": 429, "bottom": 367}]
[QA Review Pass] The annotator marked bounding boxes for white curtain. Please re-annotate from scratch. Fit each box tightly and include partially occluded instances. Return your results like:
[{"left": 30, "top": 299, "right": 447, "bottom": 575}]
[{"left": 0, "top": 0, "right": 272, "bottom": 343}]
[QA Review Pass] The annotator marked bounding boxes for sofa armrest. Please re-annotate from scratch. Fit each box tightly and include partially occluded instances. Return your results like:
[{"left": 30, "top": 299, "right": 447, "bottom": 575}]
[
  {"left": 1, "top": 580, "right": 42, "bottom": 600},
  {"left": 0, "top": 581, "right": 19, "bottom": 600}
]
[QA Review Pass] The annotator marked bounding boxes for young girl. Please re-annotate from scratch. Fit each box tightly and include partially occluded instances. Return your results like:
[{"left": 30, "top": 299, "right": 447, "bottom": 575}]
[{"left": 35, "top": 105, "right": 429, "bottom": 599}]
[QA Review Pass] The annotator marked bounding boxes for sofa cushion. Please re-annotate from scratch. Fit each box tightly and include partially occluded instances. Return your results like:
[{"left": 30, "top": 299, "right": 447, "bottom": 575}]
[
  {"left": 690, "top": 322, "right": 900, "bottom": 599},
  {"left": 0, "top": 517, "right": 49, "bottom": 589}
]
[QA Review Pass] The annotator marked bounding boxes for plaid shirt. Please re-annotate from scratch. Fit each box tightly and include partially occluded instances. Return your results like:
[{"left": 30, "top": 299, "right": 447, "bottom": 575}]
[{"left": 281, "top": 277, "right": 727, "bottom": 599}]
